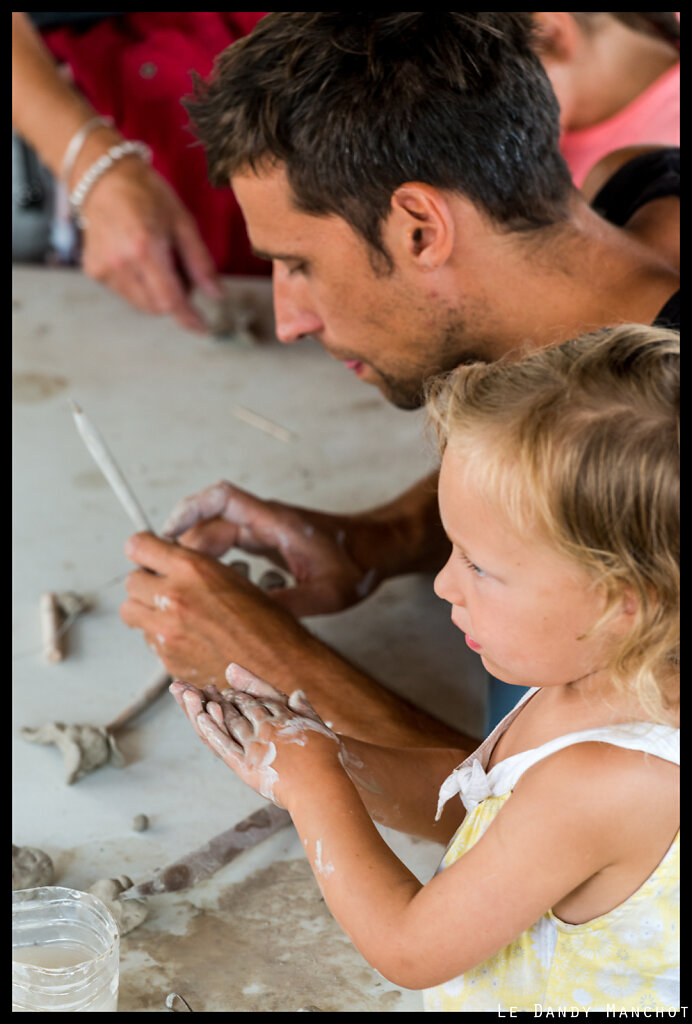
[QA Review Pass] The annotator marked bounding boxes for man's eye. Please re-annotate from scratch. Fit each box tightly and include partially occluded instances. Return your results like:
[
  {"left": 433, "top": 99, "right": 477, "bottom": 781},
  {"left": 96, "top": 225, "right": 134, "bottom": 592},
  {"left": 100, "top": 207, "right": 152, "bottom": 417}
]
[{"left": 287, "top": 261, "right": 307, "bottom": 276}]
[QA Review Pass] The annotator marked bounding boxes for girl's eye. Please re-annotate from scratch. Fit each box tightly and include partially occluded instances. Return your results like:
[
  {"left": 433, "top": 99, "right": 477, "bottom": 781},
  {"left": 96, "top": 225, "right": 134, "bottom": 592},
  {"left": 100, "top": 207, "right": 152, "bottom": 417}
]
[{"left": 462, "top": 552, "right": 486, "bottom": 577}]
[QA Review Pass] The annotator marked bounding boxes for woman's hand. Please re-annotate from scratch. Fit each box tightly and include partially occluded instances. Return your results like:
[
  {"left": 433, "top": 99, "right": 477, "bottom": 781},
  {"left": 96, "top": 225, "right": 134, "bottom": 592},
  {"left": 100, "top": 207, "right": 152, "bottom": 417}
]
[{"left": 80, "top": 156, "right": 223, "bottom": 332}]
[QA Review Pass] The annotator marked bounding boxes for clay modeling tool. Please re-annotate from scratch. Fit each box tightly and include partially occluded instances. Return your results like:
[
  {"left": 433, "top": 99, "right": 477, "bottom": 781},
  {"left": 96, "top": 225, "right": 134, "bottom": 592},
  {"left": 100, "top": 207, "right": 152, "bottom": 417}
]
[
  {"left": 119, "top": 803, "right": 292, "bottom": 899},
  {"left": 166, "top": 993, "right": 195, "bottom": 1012},
  {"left": 21, "top": 667, "right": 172, "bottom": 784},
  {"left": 70, "top": 400, "right": 152, "bottom": 532}
]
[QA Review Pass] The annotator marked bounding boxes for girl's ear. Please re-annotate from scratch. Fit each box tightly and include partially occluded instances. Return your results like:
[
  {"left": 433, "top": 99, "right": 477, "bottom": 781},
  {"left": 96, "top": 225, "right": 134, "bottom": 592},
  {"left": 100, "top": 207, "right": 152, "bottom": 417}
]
[{"left": 609, "top": 586, "right": 639, "bottom": 636}]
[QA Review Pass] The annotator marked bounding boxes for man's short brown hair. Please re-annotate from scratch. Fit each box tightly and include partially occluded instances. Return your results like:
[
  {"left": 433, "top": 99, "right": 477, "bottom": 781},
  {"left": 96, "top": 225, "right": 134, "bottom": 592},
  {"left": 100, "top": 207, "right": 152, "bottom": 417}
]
[{"left": 185, "top": 13, "right": 574, "bottom": 267}]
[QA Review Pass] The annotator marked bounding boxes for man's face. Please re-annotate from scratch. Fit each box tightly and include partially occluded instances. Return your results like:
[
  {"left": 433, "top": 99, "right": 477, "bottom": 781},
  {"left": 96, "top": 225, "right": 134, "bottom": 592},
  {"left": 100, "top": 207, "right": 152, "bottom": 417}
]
[{"left": 231, "top": 166, "right": 489, "bottom": 409}]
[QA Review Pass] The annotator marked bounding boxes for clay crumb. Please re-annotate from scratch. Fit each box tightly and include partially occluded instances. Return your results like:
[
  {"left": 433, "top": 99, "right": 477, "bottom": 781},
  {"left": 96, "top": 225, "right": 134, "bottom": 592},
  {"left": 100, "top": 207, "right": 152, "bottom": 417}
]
[
  {"left": 132, "top": 814, "right": 149, "bottom": 832},
  {"left": 258, "top": 569, "right": 288, "bottom": 592},
  {"left": 12, "top": 844, "right": 55, "bottom": 891},
  {"left": 87, "top": 876, "right": 149, "bottom": 935}
]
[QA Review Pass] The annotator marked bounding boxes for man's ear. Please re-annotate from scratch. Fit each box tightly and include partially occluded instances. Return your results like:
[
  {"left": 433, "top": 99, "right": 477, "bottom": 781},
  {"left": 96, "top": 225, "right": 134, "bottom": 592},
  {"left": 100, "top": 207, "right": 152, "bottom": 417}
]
[{"left": 387, "top": 183, "right": 455, "bottom": 271}]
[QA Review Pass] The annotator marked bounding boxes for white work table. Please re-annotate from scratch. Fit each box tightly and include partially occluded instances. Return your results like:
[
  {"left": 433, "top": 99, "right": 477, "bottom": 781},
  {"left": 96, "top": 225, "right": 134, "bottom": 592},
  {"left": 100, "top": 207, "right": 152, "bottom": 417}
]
[{"left": 12, "top": 265, "right": 486, "bottom": 1012}]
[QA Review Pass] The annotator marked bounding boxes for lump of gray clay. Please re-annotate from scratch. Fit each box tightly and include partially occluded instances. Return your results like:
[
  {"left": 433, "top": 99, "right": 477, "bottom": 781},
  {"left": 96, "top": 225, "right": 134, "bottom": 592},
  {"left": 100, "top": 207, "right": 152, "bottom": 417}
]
[
  {"left": 88, "top": 875, "right": 149, "bottom": 935},
  {"left": 257, "top": 569, "right": 287, "bottom": 591},
  {"left": 20, "top": 722, "right": 125, "bottom": 784},
  {"left": 132, "top": 814, "right": 149, "bottom": 832},
  {"left": 12, "top": 844, "right": 55, "bottom": 891}
]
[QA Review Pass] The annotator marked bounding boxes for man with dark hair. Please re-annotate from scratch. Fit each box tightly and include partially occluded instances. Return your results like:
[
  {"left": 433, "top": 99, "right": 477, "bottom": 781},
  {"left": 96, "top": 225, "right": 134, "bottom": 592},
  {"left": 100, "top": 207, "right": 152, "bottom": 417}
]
[{"left": 121, "top": 13, "right": 679, "bottom": 747}]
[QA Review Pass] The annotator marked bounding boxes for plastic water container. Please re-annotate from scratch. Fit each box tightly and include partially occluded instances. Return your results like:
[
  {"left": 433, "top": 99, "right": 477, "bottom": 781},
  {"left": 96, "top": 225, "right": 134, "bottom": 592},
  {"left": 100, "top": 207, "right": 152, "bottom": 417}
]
[{"left": 12, "top": 886, "right": 119, "bottom": 1012}]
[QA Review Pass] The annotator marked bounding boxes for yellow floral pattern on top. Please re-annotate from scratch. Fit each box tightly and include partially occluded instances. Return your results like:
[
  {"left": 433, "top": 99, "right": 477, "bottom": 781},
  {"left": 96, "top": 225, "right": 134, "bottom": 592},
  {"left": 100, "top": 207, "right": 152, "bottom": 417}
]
[{"left": 423, "top": 694, "right": 680, "bottom": 1013}]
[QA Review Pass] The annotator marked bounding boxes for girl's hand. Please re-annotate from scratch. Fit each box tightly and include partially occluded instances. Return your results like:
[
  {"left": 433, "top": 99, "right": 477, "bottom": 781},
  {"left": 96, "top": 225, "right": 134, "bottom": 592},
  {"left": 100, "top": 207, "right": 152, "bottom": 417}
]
[{"left": 170, "top": 664, "right": 342, "bottom": 809}]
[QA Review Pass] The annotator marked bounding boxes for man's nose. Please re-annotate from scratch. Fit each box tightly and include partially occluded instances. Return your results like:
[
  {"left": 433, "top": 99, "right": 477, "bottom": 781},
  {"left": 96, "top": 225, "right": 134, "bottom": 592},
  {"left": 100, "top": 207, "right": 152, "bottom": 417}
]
[{"left": 272, "top": 266, "right": 324, "bottom": 345}]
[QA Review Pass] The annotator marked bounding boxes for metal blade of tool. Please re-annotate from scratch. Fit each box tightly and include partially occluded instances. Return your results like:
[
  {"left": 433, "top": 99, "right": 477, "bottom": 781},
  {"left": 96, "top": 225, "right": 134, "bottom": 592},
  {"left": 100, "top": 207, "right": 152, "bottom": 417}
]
[{"left": 119, "top": 803, "right": 292, "bottom": 899}]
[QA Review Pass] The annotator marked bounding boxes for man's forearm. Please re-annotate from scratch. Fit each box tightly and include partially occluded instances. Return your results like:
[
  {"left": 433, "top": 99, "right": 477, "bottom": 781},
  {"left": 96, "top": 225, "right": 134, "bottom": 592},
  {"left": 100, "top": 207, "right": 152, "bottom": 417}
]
[
  {"left": 360, "top": 471, "right": 449, "bottom": 579},
  {"left": 336, "top": 735, "right": 468, "bottom": 841},
  {"left": 266, "top": 625, "right": 477, "bottom": 750}
]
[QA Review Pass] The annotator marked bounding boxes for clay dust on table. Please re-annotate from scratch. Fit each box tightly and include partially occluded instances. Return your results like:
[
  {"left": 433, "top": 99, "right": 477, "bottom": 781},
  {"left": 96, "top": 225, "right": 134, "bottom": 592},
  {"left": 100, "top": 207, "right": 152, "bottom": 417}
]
[{"left": 117, "top": 858, "right": 406, "bottom": 1013}]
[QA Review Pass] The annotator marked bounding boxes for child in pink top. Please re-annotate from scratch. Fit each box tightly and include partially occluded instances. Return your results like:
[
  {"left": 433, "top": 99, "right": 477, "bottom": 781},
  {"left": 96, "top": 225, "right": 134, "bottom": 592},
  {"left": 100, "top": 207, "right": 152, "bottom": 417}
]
[{"left": 535, "top": 13, "right": 680, "bottom": 188}]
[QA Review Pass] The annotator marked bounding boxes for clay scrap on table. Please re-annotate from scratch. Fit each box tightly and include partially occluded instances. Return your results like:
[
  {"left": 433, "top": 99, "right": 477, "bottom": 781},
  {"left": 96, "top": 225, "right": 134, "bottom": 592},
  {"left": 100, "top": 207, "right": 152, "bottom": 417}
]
[
  {"left": 88, "top": 876, "right": 149, "bottom": 935},
  {"left": 194, "top": 286, "right": 270, "bottom": 345},
  {"left": 229, "top": 560, "right": 289, "bottom": 592},
  {"left": 19, "top": 669, "right": 171, "bottom": 784},
  {"left": 40, "top": 591, "right": 91, "bottom": 663},
  {"left": 12, "top": 844, "right": 55, "bottom": 890},
  {"left": 20, "top": 722, "right": 125, "bottom": 785}
]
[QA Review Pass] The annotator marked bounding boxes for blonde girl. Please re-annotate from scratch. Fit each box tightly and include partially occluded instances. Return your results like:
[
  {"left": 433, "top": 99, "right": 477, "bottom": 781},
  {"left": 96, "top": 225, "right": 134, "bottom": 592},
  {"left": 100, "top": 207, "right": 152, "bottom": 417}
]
[{"left": 171, "top": 323, "right": 679, "bottom": 1012}]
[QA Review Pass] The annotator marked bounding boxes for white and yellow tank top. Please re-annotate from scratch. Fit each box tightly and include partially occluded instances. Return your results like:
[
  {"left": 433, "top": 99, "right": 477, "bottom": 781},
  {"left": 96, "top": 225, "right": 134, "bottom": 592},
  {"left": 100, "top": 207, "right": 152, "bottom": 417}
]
[{"left": 423, "top": 688, "right": 679, "bottom": 1013}]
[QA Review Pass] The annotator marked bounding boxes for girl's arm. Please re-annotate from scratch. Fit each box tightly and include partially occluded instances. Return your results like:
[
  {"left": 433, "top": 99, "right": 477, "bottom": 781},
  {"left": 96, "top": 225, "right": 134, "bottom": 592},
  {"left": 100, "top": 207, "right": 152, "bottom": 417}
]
[{"left": 171, "top": 675, "right": 629, "bottom": 990}]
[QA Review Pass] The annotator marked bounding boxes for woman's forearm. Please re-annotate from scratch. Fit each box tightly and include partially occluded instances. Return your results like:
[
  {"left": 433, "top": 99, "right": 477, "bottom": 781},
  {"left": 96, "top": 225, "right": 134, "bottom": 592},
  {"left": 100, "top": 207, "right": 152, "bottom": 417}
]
[{"left": 12, "top": 12, "right": 122, "bottom": 183}]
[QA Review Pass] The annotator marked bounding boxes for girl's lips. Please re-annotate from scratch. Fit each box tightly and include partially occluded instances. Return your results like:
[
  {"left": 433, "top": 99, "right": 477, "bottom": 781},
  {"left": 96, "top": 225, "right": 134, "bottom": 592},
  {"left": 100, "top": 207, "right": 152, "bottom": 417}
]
[{"left": 465, "top": 634, "right": 483, "bottom": 652}]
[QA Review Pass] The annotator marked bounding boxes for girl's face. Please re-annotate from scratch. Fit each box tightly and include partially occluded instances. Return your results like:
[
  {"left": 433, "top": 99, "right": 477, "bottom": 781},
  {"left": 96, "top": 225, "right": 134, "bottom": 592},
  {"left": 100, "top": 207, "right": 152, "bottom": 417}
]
[{"left": 434, "top": 446, "right": 617, "bottom": 691}]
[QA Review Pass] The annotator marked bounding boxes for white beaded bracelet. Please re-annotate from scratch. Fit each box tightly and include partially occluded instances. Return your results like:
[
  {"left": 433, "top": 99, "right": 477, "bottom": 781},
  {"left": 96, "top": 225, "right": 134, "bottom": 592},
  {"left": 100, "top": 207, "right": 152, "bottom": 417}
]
[
  {"left": 60, "top": 115, "right": 114, "bottom": 186},
  {"left": 69, "top": 140, "right": 153, "bottom": 228}
]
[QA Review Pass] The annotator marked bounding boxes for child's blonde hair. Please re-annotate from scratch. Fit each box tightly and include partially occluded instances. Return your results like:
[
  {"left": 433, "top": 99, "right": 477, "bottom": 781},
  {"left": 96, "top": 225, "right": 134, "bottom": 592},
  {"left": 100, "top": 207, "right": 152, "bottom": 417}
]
[{"left": 426, "top": 324, "right": 680, "bottom": 724}]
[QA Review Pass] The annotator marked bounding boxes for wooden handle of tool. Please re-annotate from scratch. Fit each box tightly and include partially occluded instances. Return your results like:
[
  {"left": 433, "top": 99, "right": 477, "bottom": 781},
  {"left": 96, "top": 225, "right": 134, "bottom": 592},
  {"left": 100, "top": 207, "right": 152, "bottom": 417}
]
[{"left": 105, "top": 667, "right": 172, "bottom": 734}]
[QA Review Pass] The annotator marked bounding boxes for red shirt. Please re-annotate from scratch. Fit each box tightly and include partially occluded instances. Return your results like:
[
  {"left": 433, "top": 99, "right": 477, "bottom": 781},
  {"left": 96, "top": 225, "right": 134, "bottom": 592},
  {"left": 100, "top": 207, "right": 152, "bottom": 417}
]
[{"left": 41, "top": 13, "right": 270, "bottom": 276}]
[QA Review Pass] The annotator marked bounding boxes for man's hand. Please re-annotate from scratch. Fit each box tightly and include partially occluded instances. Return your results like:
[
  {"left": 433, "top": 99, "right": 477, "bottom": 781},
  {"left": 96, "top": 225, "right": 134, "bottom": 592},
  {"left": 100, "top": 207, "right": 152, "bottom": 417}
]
[
  {"left": 120, "top": 532, "right": 310, "bottom": 687},
  {"left": 161, "top": 480, "right": 386, "bottom": 617}
]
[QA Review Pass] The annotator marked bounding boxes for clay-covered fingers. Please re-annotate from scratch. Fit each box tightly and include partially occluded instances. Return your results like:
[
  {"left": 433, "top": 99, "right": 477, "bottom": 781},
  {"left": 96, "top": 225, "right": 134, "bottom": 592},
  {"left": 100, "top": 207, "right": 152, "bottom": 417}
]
[
  {"left": 180, "top": 687, "right": 211, "bottom": 734},
  {"left": 229, "top": 692, "right": 281, "bottom": 735},
  {"left": 170, "top": 680, "right": 246, "bottom": 758},
  {"left": 171, "top": 680, "right": 228, "bottom": 737},
  {"left": 197, "top": 685, "right": 259, "bottom": 748},
  {"left": 206, "top": 683, "right": 286, "bottom": 723},
  {"left": 220, "top": 666, "right": 329, "bottom": 731},
  {"left": 170, "top": 679, "right": 203, "bottom": 716},
  {"left": 287, "top": 688, "right": 323, "bottom": 724},
  {"left": 196, "top": 712, "right": 246, "bottom": 762},
  {"left": 160, "top": 481, "right": 386, "bottom": 618},
  {"left": 162, "top": 481, "right": 251, "bottom": 540},
  {"left": 224, "top": 662, "right": 289, "bottom": 702},
  {"left": 161, "top": 482, "right": 299, "bottom": 573},
  {"left": 205, "top": 700, "right": 227, "bottom": 731}
]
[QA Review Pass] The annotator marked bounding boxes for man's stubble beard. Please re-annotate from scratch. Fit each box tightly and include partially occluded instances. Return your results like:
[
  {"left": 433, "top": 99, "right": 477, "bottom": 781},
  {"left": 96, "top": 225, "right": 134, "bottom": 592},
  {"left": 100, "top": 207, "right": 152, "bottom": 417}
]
[{"left": 376, "top": 320, "right": 493, "bottom": 411}]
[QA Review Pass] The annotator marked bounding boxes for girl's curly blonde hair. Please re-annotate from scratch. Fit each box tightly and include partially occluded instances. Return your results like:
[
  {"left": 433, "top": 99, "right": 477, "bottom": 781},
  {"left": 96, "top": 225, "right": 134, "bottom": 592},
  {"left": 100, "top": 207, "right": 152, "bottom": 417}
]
[{"left": 426, "top": 324, "right": 679, "bottom": 724}]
